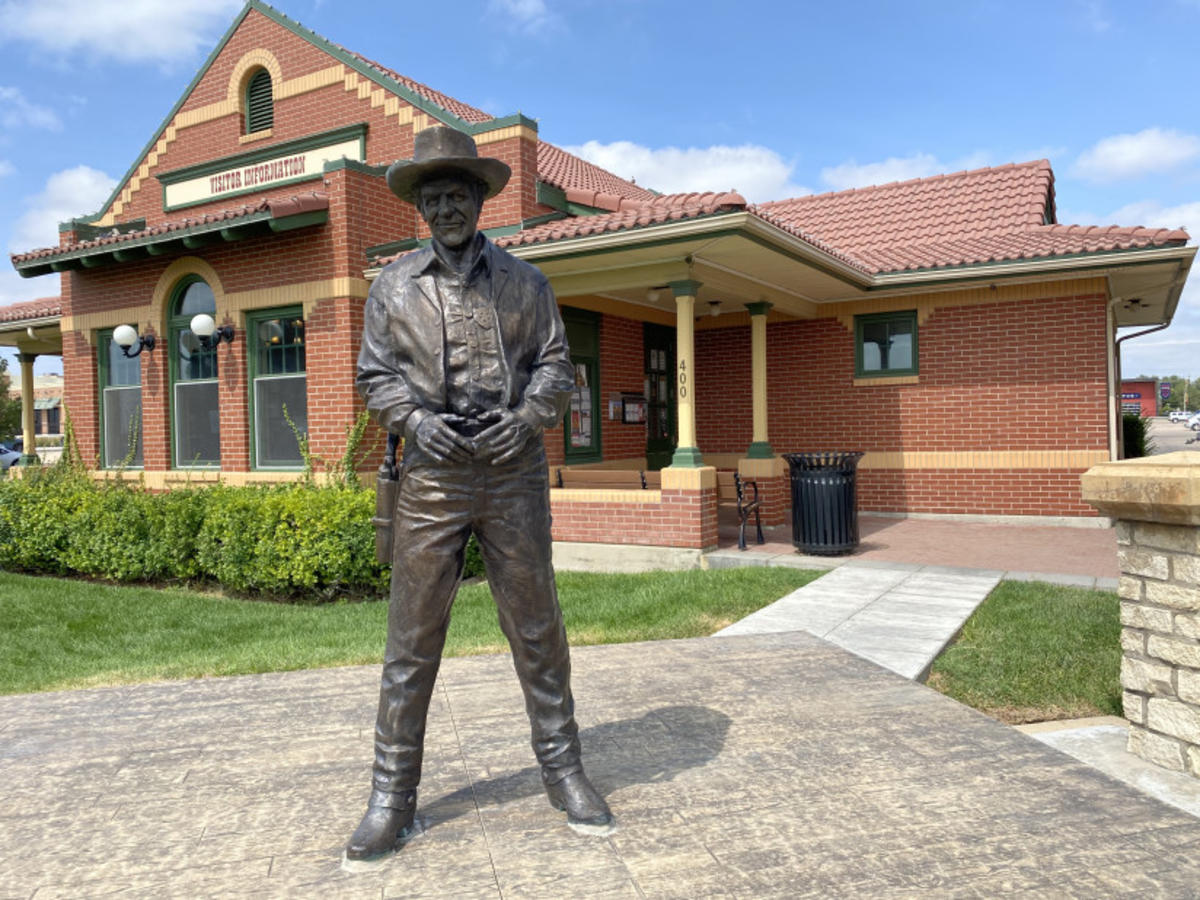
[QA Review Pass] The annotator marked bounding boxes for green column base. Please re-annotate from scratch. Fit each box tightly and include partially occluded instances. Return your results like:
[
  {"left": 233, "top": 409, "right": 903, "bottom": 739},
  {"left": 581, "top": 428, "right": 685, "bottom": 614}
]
[
  {"left": 670, "top": 446, "right": 704, "bottom": 468},
  {"left": 746, "top": 441, "right": 775, "bottom": 459},
  {"left": 17, "top": 454, "right": 41, "bottom": 467}
]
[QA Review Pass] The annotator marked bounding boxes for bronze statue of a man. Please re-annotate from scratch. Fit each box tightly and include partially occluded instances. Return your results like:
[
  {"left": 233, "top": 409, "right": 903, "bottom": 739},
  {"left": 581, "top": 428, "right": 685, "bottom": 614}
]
[{"left": 348, "top": 125, "right": 613, "bottom": 861}]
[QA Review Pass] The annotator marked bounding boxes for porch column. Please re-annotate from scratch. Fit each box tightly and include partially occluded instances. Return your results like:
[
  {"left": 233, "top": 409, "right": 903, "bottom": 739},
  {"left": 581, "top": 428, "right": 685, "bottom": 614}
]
[
  {"left": 17, "top": 352, "right": 39, "bottom": 466},
  {"left": 669, "top": 279, "right": 703, "bottom": 467},
  {"left": 745, "top": 301, "right": 774, "bottom": 458}
]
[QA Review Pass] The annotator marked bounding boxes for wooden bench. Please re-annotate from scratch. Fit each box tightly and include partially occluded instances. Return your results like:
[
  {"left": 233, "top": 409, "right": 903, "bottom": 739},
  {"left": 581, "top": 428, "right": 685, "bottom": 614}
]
[
  {"left": 717, "top": 470, "right": 763, "bottom": 551},
  {"left": 555, "top": 467, "right": 649, "bottom": 490}
]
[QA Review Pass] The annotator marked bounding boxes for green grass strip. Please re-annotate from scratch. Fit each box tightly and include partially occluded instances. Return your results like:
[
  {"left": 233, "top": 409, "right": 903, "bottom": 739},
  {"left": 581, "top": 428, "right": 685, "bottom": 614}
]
[
  {"left": 928, "top": 580, "right": 1121, "bottom": 724},
  {"left": 0, "top": 567, "right": 819, "bottom": 695}
]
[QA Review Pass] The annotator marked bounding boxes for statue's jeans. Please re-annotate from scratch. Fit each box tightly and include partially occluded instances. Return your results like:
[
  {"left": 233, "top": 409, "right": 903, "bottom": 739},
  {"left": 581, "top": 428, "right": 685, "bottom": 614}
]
[{"left": 371, "top": 449, "right": 580, "bottom": 796}]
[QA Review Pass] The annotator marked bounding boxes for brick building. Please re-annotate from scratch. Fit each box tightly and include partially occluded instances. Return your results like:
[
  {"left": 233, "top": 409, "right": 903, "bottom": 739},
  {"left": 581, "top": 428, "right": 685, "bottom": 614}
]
[
  {"left": 1120, "top": 380, "right": 1161, "bottom": 418},
  {"left": 3, "top": 0, "right": 1195, "bottom": 554}
]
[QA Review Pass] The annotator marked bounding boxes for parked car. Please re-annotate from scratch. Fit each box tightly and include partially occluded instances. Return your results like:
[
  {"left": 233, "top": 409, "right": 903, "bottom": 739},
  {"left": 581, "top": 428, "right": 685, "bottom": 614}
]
[
  {"left": 0, "top": 442, "right": 21, "bottom": 470},
  {"left": 1169, "top": 410, "right": 1195, "bottom": 423},
  {"left": 1189, "top": 413, "right": 1200, "bottom": 432}
]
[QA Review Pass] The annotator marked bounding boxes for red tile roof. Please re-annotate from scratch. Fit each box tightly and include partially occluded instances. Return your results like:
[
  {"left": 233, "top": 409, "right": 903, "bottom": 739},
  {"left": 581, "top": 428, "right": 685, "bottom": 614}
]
[
  {"left": 537, "top": 142, "right": 658, "bottom": 209},
  {"left": 0, "top": 297, "right": 62, "bottom": 324},
  {"left": 11, "top": 193, "right": 329, "bottom": 263},
  {"left": 337, "top": 46, "right": 495, "bottom": 125},
  {"left": 499, "top": 192, "right": 747, "bottom": 247},
  {"left": 752, "top": 161, "right": 1188, "bottom": 273}
]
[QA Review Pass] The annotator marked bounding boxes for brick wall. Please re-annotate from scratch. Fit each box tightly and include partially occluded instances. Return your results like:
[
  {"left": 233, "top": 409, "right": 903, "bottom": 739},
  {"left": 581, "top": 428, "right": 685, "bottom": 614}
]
[
  {"left": 549, "top": 486, "right": 718, "bottom": 549},
  {"left": 695, "top": 292, "right": 1109, "bottom": 517}
]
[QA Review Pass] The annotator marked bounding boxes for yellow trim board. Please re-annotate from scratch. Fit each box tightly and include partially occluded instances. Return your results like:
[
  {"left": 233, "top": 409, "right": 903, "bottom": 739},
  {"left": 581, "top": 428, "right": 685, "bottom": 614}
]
[
  {"left": 551, "top": 489, "right": 663, "bottom": 505},
  {"left": 860, "top": 450, "right": 1110, "bottom": 470}
]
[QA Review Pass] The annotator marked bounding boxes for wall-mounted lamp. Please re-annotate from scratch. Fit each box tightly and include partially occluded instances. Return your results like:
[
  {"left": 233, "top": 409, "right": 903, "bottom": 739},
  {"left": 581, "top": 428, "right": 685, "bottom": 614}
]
[
  {"left": 646, "top": 288, "right": 662, "bottom": 304},
  {"left": 708, "top": 301, "right": 722, "bottom": 317},
  {"left": 112, "top": 324, "right": 156, "bottom": 358},
  {"left": 190, "top": 313, "right": 235, "bottom": 350}
]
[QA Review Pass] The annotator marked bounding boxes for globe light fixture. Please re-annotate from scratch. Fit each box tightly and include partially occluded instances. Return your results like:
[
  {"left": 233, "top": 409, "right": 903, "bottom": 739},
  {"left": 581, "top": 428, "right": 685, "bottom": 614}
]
[
  {"left": 112, "top": 324, "right": 155, "bottom": 358},
  {"left": 190, "top": 313, "right": 235, "bottom": 349}
]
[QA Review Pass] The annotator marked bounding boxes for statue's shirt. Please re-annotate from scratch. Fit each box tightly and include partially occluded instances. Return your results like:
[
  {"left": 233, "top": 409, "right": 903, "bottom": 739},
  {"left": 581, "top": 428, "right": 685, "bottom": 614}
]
[{"left": 428, "top": 238, "right": 506, "bottom": 419}]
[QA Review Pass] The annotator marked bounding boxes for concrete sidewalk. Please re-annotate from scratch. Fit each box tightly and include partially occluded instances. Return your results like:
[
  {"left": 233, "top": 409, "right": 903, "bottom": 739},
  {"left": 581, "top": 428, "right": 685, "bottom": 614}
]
[
  {"left": 715, "top": 561, "right": 1003, "bottom": 680},
  {"left": 6, "top": 634, "right": 1200, "bottom": 898}
]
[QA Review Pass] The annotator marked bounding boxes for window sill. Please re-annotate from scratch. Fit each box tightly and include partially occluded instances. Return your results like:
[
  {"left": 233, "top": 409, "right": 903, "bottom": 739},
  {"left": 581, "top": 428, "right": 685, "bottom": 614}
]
[
  {"left": 853, "top": 374, "right": 919, "bottom": 387},
  {"left": 240, "top": 128, "right": 273, "bottom": 144}
]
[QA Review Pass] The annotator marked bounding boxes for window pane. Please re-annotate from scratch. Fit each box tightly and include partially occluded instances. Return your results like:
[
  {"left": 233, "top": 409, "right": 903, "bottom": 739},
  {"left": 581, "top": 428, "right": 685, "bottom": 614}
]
[
  {"left": 255, "top": 375, "right": 307, "bottom": 467},
  {"left": 889, "top": 328, "right": 913, "bottom": 370},
  {"left": 861, "top": 321, "right": 887, "bottom": 371},
  {"left": 103, "top": 386, "right": 143, "bottom": 467},
  {"left": 106, "top": 340, "right": 141, "bottom": 386},
  {"left": 175, "top": 380, "right": 220, "bottom": 465},
  {"left": 256, "top": 316, "right": 306, "bottom": 376},
  {"left": 176, "top": 280, "right": 215, "bottom": 318},
  {"left": 178, "top": 329, "right": 217, "bottom": 381}
]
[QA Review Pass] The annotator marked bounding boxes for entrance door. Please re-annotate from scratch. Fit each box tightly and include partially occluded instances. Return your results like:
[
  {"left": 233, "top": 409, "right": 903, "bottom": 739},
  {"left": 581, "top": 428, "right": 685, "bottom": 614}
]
[{"left": 644, "top": 323, "right": 676, "bottom": 470}]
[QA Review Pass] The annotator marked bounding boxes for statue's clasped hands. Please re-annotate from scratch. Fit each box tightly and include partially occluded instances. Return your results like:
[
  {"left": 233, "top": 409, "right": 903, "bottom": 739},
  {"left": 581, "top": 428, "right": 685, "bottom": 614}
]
[{"left": 412, "top": 408, "right": 534, "bottom": 464}]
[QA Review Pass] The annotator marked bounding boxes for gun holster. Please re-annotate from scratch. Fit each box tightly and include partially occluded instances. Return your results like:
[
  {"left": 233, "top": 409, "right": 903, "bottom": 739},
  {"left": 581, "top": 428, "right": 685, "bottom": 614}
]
[{"left": 373, "top": 433, "right": 401, "bottom": 565}]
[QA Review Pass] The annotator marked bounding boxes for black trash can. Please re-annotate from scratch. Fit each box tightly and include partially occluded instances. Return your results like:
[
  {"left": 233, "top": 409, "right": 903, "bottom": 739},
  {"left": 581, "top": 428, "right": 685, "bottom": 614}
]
[{"left": 783, "top": 451, "right": 865, "bottom": 556}]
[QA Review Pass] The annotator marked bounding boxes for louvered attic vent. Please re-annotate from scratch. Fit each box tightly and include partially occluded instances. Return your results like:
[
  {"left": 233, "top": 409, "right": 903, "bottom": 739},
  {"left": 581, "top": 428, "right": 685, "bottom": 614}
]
[{"left": 246, "top": 69, "right": 274, "bottom": 134}]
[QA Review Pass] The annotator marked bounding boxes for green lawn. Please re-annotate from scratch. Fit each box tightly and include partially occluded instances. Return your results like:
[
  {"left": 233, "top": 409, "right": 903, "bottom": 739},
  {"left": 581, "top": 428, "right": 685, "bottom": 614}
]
[
  {"left": 0, "top": 567, "right": 819, "bottom": 695},
  {"left": 927, "top": 580, "right": 1121, "bottom": 724}
]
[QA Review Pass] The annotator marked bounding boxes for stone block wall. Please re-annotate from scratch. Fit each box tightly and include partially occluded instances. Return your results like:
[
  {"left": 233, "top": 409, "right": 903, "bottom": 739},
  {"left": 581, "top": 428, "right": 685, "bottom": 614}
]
[
  {"left": 1081, "top": 450, "right": 1200, "bottom": 776},
  {"left": 1117, "top": 520, "right": 1200, "bottom": 773}
]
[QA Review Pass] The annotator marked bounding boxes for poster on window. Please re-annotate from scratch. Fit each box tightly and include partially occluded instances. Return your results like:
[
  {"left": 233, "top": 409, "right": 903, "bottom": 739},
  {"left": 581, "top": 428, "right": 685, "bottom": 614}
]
[{"left": 570, "top": 387, "right": 593, "bottom": 448}]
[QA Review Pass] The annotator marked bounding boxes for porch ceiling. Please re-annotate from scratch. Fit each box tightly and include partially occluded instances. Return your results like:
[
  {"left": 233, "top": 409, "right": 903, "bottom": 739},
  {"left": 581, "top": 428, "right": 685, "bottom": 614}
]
[{"left": 0, "top": 318, "right": 62, "bottom": 355}]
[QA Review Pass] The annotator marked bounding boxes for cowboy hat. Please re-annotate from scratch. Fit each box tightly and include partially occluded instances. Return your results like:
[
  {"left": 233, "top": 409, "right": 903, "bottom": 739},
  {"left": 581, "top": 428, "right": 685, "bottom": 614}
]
[{"left": 385, "top": 125, "right": 511, "bottom": 205}]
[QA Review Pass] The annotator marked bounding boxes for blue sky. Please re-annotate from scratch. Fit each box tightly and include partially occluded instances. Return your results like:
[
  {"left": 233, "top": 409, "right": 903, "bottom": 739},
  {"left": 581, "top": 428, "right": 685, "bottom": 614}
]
[{"left": 1, "top": 0, "right": 1198, "bottom": 381}]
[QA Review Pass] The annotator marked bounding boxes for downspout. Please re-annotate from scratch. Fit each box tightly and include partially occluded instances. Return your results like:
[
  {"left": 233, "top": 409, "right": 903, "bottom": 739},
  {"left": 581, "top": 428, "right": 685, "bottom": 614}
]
[{"left": 1114, "top": 322, "right": 1171, "bottom": 459}]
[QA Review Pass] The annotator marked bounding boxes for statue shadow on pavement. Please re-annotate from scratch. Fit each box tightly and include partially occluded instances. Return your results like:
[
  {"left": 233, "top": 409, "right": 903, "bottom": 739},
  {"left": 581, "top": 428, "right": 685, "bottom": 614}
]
[{"left": 420, "top": 704, "right": 732, "bottom": 828}]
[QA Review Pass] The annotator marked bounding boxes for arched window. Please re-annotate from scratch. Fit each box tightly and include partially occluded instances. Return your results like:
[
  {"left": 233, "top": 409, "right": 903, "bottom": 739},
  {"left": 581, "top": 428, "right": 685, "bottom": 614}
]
[
  {"left": 170, "top": 277, "right": 221, "bottom": 466},
  {"left": 245, "top": 68, "right": 274, "bottom": 134}
]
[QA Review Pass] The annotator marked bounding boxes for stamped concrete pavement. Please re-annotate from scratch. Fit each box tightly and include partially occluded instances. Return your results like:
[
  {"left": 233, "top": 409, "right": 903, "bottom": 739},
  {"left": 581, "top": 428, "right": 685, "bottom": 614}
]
[{"left": 5, "top": 633, "right": 1200, "bottom": 898}]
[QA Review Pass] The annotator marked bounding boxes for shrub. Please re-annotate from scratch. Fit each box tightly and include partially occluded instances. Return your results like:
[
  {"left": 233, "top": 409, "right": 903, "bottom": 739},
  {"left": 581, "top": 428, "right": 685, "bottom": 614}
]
[
  {"left": 0, "top": 468, "right": 488, "bottom": 601},
  {"left": 1122, "top": 412, "right": 1155, "bottom": 459}
]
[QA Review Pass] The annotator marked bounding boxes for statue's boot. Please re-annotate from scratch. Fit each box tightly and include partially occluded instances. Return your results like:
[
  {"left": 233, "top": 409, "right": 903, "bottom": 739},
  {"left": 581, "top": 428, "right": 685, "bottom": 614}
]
[
  {"left": 344, "top": 789, "right": 417, "bottom": 860},
  {"left": 543, "top": 768, "right": 615, "bottom": 834}
]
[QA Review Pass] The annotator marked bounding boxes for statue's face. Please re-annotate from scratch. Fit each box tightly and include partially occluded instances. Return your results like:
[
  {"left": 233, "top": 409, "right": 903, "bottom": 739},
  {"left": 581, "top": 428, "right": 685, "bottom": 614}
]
[{"left": 417, "top": 175, "right": 483, "bottom": 250}]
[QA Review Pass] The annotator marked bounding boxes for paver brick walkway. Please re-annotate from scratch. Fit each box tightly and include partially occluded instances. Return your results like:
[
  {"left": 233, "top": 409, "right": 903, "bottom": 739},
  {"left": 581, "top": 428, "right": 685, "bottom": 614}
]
[{"left": 5, "top": 632, "right": 1200, "bottom": 897}]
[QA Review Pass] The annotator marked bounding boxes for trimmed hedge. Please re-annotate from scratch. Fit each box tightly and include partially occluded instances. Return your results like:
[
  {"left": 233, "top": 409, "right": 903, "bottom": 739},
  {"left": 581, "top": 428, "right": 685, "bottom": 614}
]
[{"left": 0, "top": 466, "right": 486, "bottom": 601}]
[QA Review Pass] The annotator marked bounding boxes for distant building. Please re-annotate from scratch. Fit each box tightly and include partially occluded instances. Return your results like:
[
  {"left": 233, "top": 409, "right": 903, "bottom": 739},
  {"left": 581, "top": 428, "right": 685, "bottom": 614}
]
[
  {"left": 1120, "top": 380, "right": 1161, "bottom": 418},
  {"left": 4, "top": 372, "right": 63, "bottom": 438}
]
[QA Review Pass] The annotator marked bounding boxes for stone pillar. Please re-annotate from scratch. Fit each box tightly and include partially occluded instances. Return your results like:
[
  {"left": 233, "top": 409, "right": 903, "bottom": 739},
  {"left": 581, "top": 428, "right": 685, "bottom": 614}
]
[
  {"left": 17, "top": 353, "right": 39, "bottom": 467},
  {"left": 1081, "top": 451, "right": 1200, "bottom": 775},
  {"left": 669, "top": 280, "right": 702, "bottom": 468},
  {"left": 744, "top": 301, "right": 773, "bottom": 459}
]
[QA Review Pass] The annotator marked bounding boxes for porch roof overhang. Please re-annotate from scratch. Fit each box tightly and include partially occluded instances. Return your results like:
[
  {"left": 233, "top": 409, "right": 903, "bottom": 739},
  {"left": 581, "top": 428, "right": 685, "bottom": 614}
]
[
  {"left": 10, "top": 193, "right": 330, "bottom": 279},
  {"left": 0, "top": 299, "right": 63, "bottom": 355},
  {"left": 490, "top": 210, "right": 1194, "bottom": 330}
]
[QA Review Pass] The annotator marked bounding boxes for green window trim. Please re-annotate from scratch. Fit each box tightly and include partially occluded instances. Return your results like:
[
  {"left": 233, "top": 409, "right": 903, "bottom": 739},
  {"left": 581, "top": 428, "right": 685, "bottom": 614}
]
[
  {"left": 562, "top": 308, "right": 602, "bottom": 464},
  {"left": 245, "top": 68, "right": 274, "bottom": 134},
  {"left": 247, "top": 305, "right": 308, "bottom": 470},
  {"left": 854, "top": 309, "right": 919, "bottom": 378},
  {"left": 97, "top": 327, "right": 144, "bottom": 469},
  {"left": 169, "top": 276, "right": 221, "bottom": 468}
]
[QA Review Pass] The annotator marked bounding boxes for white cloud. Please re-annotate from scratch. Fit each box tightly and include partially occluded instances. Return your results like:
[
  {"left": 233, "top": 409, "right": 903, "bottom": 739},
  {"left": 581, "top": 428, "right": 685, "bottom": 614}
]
[
  {"left": 1106, "top": 199, "right": 1200, "bottom": 235},
  {"left": 820, "top": 153, "right": 943, "bottom": 191},
  {"left": 1073, "top": 128, "right": 1200, "bottom": 183},
  {"left": 0, "top": 0, "right": 242, "bottom": 67},
  {"left": 562, "top": 140, "right": 809, "bottom": 203},
  {"left": 487, "top": 0, "right": 559, "bottom": 35},
  {"left": 9, "top": 165, "right": 117, "bottom": 254},
  {"left": 0, "top": 85, "right": 61, "bottom": 131}
]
